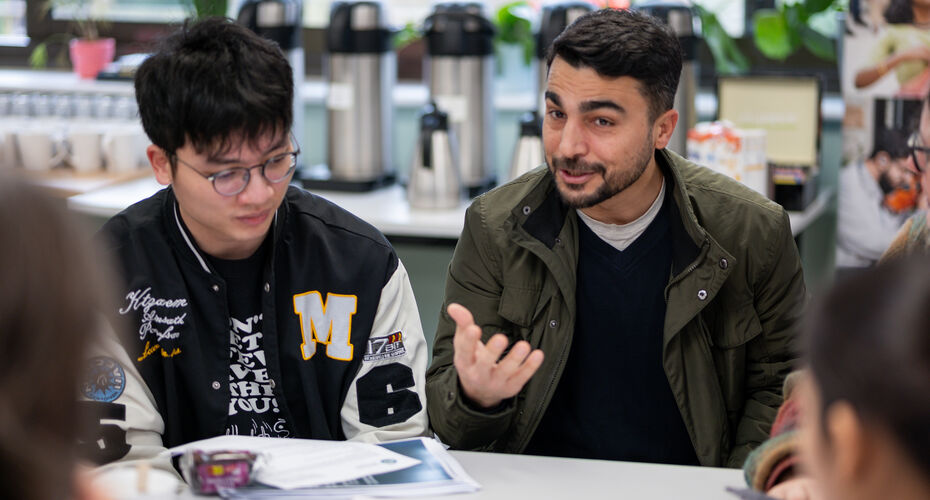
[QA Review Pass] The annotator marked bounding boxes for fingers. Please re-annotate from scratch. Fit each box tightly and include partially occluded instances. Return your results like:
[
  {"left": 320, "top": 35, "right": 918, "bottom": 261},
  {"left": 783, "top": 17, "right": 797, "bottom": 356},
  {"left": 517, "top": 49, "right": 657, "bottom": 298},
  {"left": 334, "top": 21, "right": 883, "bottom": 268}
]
[
  {"left": 450, "top": 303, "right": 480, "bottom": 367},
  {"left": 506, "top": 348, "right": 544, "bottom": 392},
  {"left": 447, "top": 302, "right": 475, "bottom": 329}
]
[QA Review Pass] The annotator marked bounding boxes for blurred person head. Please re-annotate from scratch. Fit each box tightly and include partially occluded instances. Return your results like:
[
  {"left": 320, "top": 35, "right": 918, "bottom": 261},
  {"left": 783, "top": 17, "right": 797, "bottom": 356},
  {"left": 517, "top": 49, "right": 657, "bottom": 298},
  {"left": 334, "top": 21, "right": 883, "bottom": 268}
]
[
  {"left": 870, "top": 129, "right": 920, "bottom": 212},
  {"left": 0, "top": 175, "right": 113, "bottom": 500},
  {"left": 799, "top": 256, "right": 930, "bottom": 500},
  {"left": 542, "top": 8, "right": 680, "bottom": 216},
  {"left": 134, "top": 17, "right": 298, "bottom": 260}
]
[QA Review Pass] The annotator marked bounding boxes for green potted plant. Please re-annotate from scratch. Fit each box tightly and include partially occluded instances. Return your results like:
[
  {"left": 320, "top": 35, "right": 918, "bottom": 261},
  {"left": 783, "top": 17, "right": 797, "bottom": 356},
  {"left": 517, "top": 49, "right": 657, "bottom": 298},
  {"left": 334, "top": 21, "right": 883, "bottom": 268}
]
[{"left": 30, "top": 0, "right": 114, "bottom": 79}]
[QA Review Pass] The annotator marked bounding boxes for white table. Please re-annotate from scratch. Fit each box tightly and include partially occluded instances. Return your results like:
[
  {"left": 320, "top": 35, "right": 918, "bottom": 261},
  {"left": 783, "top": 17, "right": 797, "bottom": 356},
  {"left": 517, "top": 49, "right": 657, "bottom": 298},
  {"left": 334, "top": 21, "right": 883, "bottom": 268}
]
[
  {"left": 133, "top": 450, "right": 745, "bottom": 499},
  {"left": 67, "top": 175, "right": 830, "bottom": 240},
  {"left": 436, "top": 450, "right": 744, "bottom": 500}
]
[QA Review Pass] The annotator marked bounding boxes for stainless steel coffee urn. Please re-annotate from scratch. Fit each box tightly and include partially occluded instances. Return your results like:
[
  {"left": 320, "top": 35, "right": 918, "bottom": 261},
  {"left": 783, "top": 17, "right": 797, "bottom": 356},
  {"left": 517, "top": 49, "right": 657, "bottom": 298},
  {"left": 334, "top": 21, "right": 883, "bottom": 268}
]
[
  {"left": 321, "top": 1, "right": 394, "bottom": 190},
  {"left": 635, "top": 1, "right": 699, "bottom": 156},
  {"left": 236, "top": 0, "right": 304, "bottom": 171},
  {"left": 535, "top": 2, "right": 593, "bottom": 113},
  {"left": 408, "top": 103, "right": 461, "bottom": 209},
  {"left": 423, "top": 2, "right": 496, "bottom": 197},
  {"left": 509, "top": 111, "right": 543, "bottom": 181}
]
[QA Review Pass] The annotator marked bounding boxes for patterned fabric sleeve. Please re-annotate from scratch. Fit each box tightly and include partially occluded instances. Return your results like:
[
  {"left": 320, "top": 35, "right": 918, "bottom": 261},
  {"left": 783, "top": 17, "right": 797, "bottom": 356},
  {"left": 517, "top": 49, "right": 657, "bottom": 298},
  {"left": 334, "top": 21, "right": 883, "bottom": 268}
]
[
  {"left": 743, "top": 371, "right": 803, "bottom": 491},
  {"left": 340, "top": 260, "right": 430, "bottom": 442},
  {"left": 79, "top": 320, "right": 176, "bottom": 477}
]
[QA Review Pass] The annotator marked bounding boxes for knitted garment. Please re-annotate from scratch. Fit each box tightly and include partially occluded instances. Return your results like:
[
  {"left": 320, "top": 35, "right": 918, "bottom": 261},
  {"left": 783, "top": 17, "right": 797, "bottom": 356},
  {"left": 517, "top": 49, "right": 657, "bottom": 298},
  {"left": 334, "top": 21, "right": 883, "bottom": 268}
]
[{"left": 743, "top": 372, "right": 802, "bottom": 491}]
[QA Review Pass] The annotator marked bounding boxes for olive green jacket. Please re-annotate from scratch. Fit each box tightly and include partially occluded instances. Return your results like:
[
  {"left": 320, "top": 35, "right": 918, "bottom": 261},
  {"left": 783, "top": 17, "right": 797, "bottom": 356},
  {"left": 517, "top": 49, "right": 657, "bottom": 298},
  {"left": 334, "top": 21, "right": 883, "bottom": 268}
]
[{"left": 426, "top": 150, "right": 807, "bottom": 468}]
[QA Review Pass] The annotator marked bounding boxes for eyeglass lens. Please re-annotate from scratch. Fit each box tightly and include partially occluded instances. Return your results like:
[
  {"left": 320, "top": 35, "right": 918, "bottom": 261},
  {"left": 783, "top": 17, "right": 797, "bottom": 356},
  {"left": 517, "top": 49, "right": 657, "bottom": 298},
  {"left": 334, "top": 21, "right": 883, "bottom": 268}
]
[{"left": 213, "top": 152, "right": 298, "bottom": 195}]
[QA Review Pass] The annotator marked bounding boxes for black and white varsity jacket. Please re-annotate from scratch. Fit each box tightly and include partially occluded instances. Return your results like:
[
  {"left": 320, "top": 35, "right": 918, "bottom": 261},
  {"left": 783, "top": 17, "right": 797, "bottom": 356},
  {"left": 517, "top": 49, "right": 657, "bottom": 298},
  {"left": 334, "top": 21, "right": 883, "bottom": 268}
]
[{"left": 81, "top": 185, "right": 429, "bottom": 467}]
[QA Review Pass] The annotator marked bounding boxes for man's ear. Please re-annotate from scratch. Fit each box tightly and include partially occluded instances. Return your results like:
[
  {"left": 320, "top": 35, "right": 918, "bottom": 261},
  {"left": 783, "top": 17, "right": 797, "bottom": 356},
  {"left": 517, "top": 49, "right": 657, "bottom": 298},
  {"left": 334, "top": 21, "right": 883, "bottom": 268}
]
[
  {"left": 652, "top": 108, "right": 679, "bottom": 150},
  {"left": 825, "top": 401, "right": 872, "bottom": 483},
  {"left": 147, "top": 145, "right": 173, "bottom": 186}
]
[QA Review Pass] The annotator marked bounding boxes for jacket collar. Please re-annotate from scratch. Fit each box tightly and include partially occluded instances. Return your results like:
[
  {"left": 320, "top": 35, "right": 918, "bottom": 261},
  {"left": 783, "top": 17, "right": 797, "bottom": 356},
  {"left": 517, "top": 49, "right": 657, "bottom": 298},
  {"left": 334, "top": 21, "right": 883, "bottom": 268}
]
[
  {"left": 515, "top": 150, "right": 706, "bottom": 275},
  {"left": 161, "top": 186, "right": 286, "bottom": 274}
]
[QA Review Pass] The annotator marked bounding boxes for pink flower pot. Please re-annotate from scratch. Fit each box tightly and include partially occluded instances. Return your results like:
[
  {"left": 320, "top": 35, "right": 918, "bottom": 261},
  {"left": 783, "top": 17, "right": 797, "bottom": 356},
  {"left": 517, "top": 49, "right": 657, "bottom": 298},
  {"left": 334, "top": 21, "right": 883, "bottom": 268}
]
[{"left": 69, "top": 37, "right": 116, "bottom": 79}]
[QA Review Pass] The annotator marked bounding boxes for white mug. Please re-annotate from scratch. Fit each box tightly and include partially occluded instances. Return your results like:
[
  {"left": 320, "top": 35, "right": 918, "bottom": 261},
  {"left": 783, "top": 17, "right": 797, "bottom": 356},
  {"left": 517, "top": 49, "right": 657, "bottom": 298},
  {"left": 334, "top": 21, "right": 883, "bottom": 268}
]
[
  {"left": 16, "top": 129, "right": 67, "bottom": 172},
  {"left": 103, "top": 127, "right": 145, "bottom": 173},
  {"left": 0, "top": 121, "right": 22, "bottom": 169},
  {"left": 67, "top": 129, "right": 105, "bottom": 173}
]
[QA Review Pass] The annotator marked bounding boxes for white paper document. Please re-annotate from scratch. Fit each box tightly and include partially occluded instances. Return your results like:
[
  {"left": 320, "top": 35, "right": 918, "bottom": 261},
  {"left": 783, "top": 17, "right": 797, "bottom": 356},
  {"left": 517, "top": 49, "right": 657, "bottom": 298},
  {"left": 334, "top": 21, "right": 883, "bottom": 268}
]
[
  {"left": 168, "top": 435, "right": 420, "bottom": 490},
  {"left": 217, "top": 437, "right": 481, "bottom": 498}
]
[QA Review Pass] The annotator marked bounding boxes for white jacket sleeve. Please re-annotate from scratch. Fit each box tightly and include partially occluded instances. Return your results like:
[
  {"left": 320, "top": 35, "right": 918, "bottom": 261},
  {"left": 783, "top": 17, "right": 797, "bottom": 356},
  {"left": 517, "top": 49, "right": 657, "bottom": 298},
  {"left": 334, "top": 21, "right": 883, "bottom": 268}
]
[
  {"left": 340, "top": 260, "right": 430, "bottom": 442},
  {"left": 80, "top": 322, "right": 174, "bottom": 474}
]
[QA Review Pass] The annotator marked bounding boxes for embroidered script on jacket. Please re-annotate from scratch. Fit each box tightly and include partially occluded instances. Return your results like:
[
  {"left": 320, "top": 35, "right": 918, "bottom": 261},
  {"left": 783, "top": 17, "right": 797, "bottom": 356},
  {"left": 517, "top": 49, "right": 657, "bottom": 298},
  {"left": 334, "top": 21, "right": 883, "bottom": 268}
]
[{"left": 119, "top": 287, "right": 189, "bottom": 341}]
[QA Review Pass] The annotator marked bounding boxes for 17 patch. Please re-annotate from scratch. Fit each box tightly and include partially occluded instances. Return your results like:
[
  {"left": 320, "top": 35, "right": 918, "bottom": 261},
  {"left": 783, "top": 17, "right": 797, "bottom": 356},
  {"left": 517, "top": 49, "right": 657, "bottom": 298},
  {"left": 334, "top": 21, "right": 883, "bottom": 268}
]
[
  {"left": 82, "top": 356, "right": 126, "bottom": 403},
  {"left": 363, "top": 331, "right": 406, "bottom": 362}
]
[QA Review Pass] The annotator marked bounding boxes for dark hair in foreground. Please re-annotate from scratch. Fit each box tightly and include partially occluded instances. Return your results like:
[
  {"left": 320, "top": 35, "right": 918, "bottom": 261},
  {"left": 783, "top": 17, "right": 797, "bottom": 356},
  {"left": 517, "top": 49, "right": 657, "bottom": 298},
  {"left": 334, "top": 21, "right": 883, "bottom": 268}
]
[
  {"left": 546, "top": 8, "right": 682, "bottom": 122},
  {"left": 135, "top": 16, "right": 293, "bottom": 160},
  {"left": 0, "top": 176, "right": 114, "bottom": 499},
  {"left": 805, "top": 255, "right": 930, "bottom": 477}
]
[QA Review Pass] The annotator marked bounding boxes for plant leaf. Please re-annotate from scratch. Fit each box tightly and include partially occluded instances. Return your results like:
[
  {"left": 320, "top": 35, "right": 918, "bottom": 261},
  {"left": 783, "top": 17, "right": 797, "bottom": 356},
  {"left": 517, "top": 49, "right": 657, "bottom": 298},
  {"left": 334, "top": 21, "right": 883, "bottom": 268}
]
[
  {"left": 800, "top": 24, "right": 836, "bottom": 60},
  {"left": 803, "top": 0, "right": 836, "bottom": 15},
  {"left": 695, "top": 4, "right": 748, "bottom": 74},
  {"left": 753, "top": 9, "right": 794, "bottom": 60},
  {"left": 30, "top": 43, "right": 49, "bottom": 69}
]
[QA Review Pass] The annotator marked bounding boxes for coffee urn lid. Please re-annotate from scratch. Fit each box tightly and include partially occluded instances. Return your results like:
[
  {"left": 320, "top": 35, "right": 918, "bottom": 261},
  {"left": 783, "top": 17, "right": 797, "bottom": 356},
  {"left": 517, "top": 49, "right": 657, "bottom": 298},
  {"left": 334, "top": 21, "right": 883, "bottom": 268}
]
[
  {"left": 420, "top": 101, "right": 450, "bottom": 132},
  {"left": 327, "top": 1, "right": 392, "bottom": 54},
  {"left": 236, "top": 0, "right": 301, "bottom": 50},
  {"left": 536, "top": 2, "right": 594, "bottom": 59},
  {"left": 424, "top": 2, "right": 495, "bottom": 57}
]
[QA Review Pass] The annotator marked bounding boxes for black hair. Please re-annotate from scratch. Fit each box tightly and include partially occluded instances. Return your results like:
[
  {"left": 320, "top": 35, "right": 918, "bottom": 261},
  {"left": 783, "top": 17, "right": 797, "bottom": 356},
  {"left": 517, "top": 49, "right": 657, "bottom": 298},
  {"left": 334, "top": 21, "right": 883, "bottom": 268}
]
[
  {"left": 870, "top": 128, "right": 912, "bottom": 159},
  {"left": 134, "top": 16, "right": 293, "bottom": 159},
  {"left": 884, "top": 0, "right": 914, "bottom": 24},
  {"left": 546, "top": 8, "right": 682, "bottom": 122},
  {"left": 804, "top": 255, "right": 930, "bottom": 478}
]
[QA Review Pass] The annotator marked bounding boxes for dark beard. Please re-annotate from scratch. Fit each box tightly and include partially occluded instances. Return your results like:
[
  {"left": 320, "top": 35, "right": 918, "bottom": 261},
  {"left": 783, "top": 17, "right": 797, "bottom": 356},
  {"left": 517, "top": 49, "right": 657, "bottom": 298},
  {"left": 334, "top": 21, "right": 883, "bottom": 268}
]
[{"left": 548, "top": 152, "right": 651, "bottom": 209}]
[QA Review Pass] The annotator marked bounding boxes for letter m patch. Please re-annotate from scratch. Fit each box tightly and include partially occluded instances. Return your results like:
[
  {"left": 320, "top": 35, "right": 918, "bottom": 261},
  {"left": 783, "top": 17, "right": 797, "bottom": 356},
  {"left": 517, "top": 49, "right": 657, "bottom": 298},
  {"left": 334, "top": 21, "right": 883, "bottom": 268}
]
[{"left": 293, "top": 291, "right": 357, "bottom": 361}]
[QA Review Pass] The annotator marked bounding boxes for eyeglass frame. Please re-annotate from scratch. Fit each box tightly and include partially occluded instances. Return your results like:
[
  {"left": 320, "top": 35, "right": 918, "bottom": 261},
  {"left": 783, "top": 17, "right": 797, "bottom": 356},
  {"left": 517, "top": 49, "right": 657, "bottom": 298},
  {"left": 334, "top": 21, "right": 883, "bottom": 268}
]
[
  {"left": 907, "top": 131, "right": 930, "bottom": 173},
  {"left": 170, "top": 133, "right": 301, "bottom": 196}
]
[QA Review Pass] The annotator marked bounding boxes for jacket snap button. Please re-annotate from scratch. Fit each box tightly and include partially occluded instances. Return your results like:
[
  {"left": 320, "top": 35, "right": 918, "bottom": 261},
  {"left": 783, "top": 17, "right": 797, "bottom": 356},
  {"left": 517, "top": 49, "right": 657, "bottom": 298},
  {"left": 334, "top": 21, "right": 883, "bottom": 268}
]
[
  {"left": 264, "top": 282, "right": 271, "bottom": 293},
  {"left": 522, "top": 206, "right": 531, "bottom": 215},
  {"left": 447, "top": 391, "right": 454, "bottom": 401},
  {"left": 211, "top": 284, "right": 220, "bottom": 292},
  {"left": 719, "top": 258, "right": 728, "bottom": 270},
  {"left": 211, "top": 381, "right": 221, "bottom": 390},
  {"left": 555, "top": 237, "right": 561, "bottom": 245},
  {"left": 697, "top": 289, "right": 708, "bottom": 301},
  {"left": 548, "top": 319, "right": 558, "bottom": 328}
]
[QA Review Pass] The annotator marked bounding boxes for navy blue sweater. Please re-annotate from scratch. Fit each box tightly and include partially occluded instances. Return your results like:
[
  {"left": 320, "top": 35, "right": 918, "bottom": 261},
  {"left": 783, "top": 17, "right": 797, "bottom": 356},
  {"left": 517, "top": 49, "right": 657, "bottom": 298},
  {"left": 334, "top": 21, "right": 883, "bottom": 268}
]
[{"left": 525, "top": 200, "right": 698, "bottom": 464}]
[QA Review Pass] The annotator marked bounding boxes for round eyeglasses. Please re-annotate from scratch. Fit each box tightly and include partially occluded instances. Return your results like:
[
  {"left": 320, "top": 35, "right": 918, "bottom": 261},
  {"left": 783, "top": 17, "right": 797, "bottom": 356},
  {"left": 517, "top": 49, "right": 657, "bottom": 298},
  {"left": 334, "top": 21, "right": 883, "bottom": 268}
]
[
  {"left": 907, "top": 131, "right": 930, "bottom": 173},
  {"left": 172, "top": 138, "right": 300, "bottom": 196}
]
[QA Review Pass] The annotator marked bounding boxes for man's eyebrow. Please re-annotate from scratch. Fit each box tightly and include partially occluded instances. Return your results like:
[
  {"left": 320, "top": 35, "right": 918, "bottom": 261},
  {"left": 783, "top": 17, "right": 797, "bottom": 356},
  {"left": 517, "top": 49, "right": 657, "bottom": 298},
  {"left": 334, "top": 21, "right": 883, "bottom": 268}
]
[
  {"left": 207, "top": 134, "right": 290, "bottom": 164},
  {"left": 579, "top": 100, "right": 624, "bottom": 114},
  {"left": 545, "top": 91, "right": 561, "bottom": 107}
]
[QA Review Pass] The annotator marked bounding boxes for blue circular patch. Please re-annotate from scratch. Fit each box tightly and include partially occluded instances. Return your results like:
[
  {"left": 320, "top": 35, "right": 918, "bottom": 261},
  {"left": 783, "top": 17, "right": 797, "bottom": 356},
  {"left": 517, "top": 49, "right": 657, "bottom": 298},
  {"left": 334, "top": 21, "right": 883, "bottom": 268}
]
[{"left": 82, "top": 357, "right": 126, "bottom": 403}]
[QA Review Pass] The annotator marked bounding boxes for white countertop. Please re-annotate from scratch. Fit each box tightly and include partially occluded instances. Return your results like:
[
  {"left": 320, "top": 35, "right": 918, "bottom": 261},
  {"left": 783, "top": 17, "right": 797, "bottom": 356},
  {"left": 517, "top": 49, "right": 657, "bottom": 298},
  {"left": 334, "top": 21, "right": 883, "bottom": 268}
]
[{"left": 67, "top": 175, "right": 830, "bottom": 240}]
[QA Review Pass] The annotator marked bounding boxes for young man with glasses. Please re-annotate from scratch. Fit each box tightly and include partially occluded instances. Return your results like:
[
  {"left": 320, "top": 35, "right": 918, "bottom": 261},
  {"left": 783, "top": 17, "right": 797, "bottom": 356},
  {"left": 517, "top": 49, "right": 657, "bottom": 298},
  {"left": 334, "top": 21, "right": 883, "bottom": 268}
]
[{"left": 80, "top": 18, "right": 428, "bottom": 469}]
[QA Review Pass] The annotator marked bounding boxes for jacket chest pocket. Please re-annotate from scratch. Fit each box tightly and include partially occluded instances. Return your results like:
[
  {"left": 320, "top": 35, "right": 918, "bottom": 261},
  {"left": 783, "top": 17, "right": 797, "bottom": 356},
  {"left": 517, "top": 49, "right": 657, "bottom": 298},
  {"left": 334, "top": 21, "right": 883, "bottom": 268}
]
[
  {"left": 498, "top": 286, "right": 552, "bottom": 345},
  {"left": 702, "top": 300, "right": 763, "bottom": 415},
  {"left": 704, "top": 300, "right": 763, "bottom": 349}
]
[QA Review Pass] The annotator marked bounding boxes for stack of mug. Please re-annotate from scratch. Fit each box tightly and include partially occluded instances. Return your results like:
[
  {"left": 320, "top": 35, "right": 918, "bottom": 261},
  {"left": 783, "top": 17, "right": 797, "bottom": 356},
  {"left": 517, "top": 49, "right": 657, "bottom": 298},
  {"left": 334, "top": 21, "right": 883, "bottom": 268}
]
[{"left": 0, "top": 91, "right": 148, "bottom": 175}]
